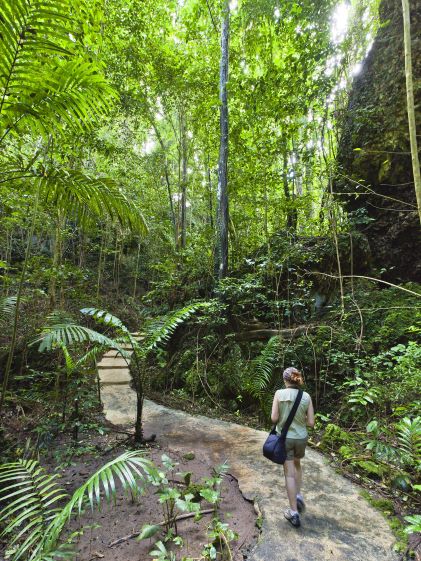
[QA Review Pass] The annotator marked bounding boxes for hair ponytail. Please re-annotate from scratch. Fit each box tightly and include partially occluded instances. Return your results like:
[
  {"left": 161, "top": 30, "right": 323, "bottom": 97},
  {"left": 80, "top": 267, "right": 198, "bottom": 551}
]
[
  {"left": 290, "top": 370, "right": 304, "bottom": 386},
  {"left": 283, "top": 366, "right": 304, "bottom": 386}
]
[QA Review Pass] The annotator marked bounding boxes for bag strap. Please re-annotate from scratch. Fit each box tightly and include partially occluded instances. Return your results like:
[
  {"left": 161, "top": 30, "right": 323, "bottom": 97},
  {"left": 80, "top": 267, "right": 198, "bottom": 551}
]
[{"left": 280, "top": 390, "right": 303, "bottom": 438}]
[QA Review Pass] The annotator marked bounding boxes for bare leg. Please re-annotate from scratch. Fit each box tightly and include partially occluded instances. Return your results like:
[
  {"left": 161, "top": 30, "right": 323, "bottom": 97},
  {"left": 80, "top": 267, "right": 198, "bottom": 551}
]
[
  {"left": 294, "top": 458, "right": 302, "bottom": 495},
  {"left": 283, "top": 460, "right": 297, "bottom": 511}
]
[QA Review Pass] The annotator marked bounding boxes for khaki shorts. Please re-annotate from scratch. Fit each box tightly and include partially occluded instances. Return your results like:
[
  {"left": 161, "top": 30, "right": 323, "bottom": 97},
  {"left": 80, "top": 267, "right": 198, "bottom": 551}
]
[{"left": 285, "top": 437, "right": 308, "bottom": 460}]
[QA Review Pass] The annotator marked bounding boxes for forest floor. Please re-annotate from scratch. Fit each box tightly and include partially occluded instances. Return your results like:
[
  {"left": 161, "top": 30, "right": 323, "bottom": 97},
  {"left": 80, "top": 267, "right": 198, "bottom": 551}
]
[
  {"left": 0, "top": 415, "right": 257, "bottom": 561},
  {"left": 63, "top": 440, "right": 257, "bottom": 561}
]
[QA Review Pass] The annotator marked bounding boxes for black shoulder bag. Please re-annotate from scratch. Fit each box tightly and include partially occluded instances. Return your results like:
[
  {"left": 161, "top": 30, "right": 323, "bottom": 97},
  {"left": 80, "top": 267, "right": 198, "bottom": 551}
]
[{"left": 263, "top": 390, "right": 303, "bottom": 464}]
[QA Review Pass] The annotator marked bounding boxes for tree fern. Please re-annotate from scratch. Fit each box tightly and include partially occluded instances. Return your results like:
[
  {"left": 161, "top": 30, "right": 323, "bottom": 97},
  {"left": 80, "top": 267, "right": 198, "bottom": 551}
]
[
  {"left": 0, "top": 451, "right": 154, "bottom": 561},
  {"left": 247, "top": 336, "right": 281, "bottom": 398}
]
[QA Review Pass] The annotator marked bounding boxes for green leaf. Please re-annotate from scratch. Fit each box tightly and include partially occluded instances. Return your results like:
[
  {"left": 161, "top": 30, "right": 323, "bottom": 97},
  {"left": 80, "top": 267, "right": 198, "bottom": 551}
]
[
  {"left": 199, "top": 488, "right": 219, "bottom": 504},
  {"left": 136, "top": 524, "right": 162, "bottom": 541}
]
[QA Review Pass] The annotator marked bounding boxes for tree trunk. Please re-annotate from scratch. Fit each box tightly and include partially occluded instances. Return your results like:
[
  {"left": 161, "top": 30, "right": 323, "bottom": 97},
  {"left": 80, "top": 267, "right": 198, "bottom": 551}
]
[
  {"left": 78, "top": 229, "right": 85, "bottom": 268},
  {"left": 282, "top": 151, "right": 297, "bottom": 231},
  {"left": 96, "top": 228, "right": 106, "bottom": 303},
  {"left": 134, "top": 391, "right": 144, "bottom": 444},
  {"left": 133, "top": 240, "right": 141, "bottom": 298},
  {"left": 49, "top": 211, "right": 63, "bottom": 309},
  {"left": 401, "top": 0, "right": 421, "bottom": 224},
  {"left": 206, "top": 154, "right": 214, "bottom": 229},
  {"left": 130, "top": 359, "right": 144, "bottom": 444},
  {"left": 149, "top": 113, "right": 177, "bottom": 243},
  {"left": 0, "top": 181, "right": 41, "bottom": 412},
  {"left": 215, "top": 0, "right": 230, "bottom": 279},
  {"left": 180, "top": 110, "right": 188, "bottom": 249},
  {"left": 263, "top": 169, "right": 268, "bottom": 241}
]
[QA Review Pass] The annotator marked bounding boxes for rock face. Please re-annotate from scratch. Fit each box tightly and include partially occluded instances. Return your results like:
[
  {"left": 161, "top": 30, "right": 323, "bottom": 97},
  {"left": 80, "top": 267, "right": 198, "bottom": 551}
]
[{"left": 336, "top": 0, "right": 421, "bottom": 281}]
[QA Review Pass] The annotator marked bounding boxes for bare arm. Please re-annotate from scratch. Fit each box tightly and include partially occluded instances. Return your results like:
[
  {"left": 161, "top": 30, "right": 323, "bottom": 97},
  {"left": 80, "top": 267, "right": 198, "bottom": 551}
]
[
  {"left": 306, "top": 397, "right": 315, "bottom": 428},
  {"left": 271, "top": 392, "right": 279, "bottom": 424}
]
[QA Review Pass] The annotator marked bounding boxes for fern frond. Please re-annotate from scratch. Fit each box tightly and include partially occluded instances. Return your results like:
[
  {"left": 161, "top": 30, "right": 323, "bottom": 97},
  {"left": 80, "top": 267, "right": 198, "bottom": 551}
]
[
  {"left": 143, "top": 302, "right": 209, "bottom": 352},
  {"left": 248, "top": 337, "right": 281, "bottom": 398}
]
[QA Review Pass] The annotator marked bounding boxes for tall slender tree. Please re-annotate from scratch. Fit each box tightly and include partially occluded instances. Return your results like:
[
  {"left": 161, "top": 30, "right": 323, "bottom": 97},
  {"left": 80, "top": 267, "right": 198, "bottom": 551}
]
[
  {"left": 215, "top": 0, "right": 230, "bottom": 278},
  {"left": 180, "top": 109, "right": 188, "bottom": 249},
  {"left": 401, "top": 0, "right": 421, "bottom": 224}
]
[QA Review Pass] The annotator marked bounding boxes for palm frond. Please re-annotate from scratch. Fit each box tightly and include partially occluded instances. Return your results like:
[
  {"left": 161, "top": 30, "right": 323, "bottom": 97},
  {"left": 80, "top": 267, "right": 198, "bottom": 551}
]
[
  {"left": 0, "top": 296, "right": 17, "bottom": 320},
  {"left": 33, "top": 323, "right": 129, "bottom": 359},
  {"left": 247, "top": 336, "right": 281, "bottom": 398},
  {"left": 396, "top": 417, "right": 421, "bottom": 466},
  {"left": 43, "top": 451, "right": 154, "bottom": 552},
  {"left": 41, "top": 169, "right": 147, "bottom": 235},
  {"left": 27, "top": 60, "right": 116, "bottom": 136},
  {"left": 0, "top": 452, "right": 155, "bottom": 561},
  {"left": 60, "top": 344, "right": 75, "bottom": 373},
  {"left": 0, "top": 459, "right": 68, "bottom": 561},
  {"left": 80, "top": 308, "right": 129, "bottom": 333},
  {"left": 80, "top": 307, "right": 140, "bottom": 351},
  {"left": 0, "top": 166, "right": 147, "bottom": 235},
  {"left": 43, "top": 310, "right": 74, "bottom": 327},
  {"left": 75, "top": 346, "right": 108, "bottom": 370},
  {"left": 0, "top": 0, "right": 115, "bottom": 141}
]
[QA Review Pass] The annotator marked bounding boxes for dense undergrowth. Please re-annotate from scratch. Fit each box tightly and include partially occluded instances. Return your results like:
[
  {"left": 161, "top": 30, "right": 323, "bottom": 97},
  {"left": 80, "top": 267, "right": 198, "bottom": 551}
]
[
  {"left": 2, "top": 233, "right": 419, "bottom": 556},
  {"left": 140, "top": 235, "right": 421, "bottom": 553}
]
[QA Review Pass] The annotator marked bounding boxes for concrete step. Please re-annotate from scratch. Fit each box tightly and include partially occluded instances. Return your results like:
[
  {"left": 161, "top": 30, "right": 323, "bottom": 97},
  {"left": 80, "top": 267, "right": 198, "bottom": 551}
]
[
  {"left": 99, "top": 369, "right": 131, "bottom": 385},
  {"left": 130, "top": 332, "right": 145, "bottom": 341},
  {"left": 102, "top": 349, "right": 133, "bottom": 358}
]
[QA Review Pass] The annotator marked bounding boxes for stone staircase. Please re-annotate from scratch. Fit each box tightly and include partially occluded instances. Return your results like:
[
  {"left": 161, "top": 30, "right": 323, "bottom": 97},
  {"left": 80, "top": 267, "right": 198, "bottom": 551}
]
[{"left": 97, "top": 332, "right": 143, "bottom": 387}]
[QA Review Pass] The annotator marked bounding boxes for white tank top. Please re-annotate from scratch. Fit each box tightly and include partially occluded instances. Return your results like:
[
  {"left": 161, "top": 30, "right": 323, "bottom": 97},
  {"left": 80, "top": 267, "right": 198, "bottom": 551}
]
[{"left": 275, "top": 388, "right": 310, "bottom": 439}]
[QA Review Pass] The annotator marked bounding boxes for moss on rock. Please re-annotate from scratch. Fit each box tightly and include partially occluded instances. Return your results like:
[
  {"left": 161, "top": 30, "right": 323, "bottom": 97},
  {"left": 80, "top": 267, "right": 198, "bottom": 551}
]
[{"left": 320, "top": 423, "right": 353, "bottom": 450}]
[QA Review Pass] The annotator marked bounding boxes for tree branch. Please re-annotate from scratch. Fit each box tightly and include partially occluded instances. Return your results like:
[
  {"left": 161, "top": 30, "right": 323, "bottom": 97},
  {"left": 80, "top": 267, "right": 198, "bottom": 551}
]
[{"left": 108, "top": 509, "right": 215, "bottom": 547}]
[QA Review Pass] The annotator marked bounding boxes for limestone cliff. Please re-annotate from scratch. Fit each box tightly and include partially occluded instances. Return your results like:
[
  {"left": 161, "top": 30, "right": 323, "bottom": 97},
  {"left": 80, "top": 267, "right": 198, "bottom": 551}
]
[{"left": 336, "top": 0, "right": 421, "bottom": 281}]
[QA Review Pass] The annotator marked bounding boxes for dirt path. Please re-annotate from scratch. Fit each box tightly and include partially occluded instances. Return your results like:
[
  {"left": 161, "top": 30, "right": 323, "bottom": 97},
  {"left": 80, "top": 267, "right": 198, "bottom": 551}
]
[{"left": 98, "top": 348, "right": 398, "bottom": 561}]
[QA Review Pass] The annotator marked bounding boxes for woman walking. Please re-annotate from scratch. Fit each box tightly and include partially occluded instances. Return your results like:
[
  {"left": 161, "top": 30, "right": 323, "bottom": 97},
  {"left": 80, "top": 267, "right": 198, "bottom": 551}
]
[{"left": 271, "top": 367, "right": 315, "bottom": 528}]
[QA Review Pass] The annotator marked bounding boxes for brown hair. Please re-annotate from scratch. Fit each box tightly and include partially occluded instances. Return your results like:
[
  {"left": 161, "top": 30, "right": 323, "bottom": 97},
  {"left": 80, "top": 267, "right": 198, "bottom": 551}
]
[{"left": 283, "top": 367, "right": 304, "bottom": 386}]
